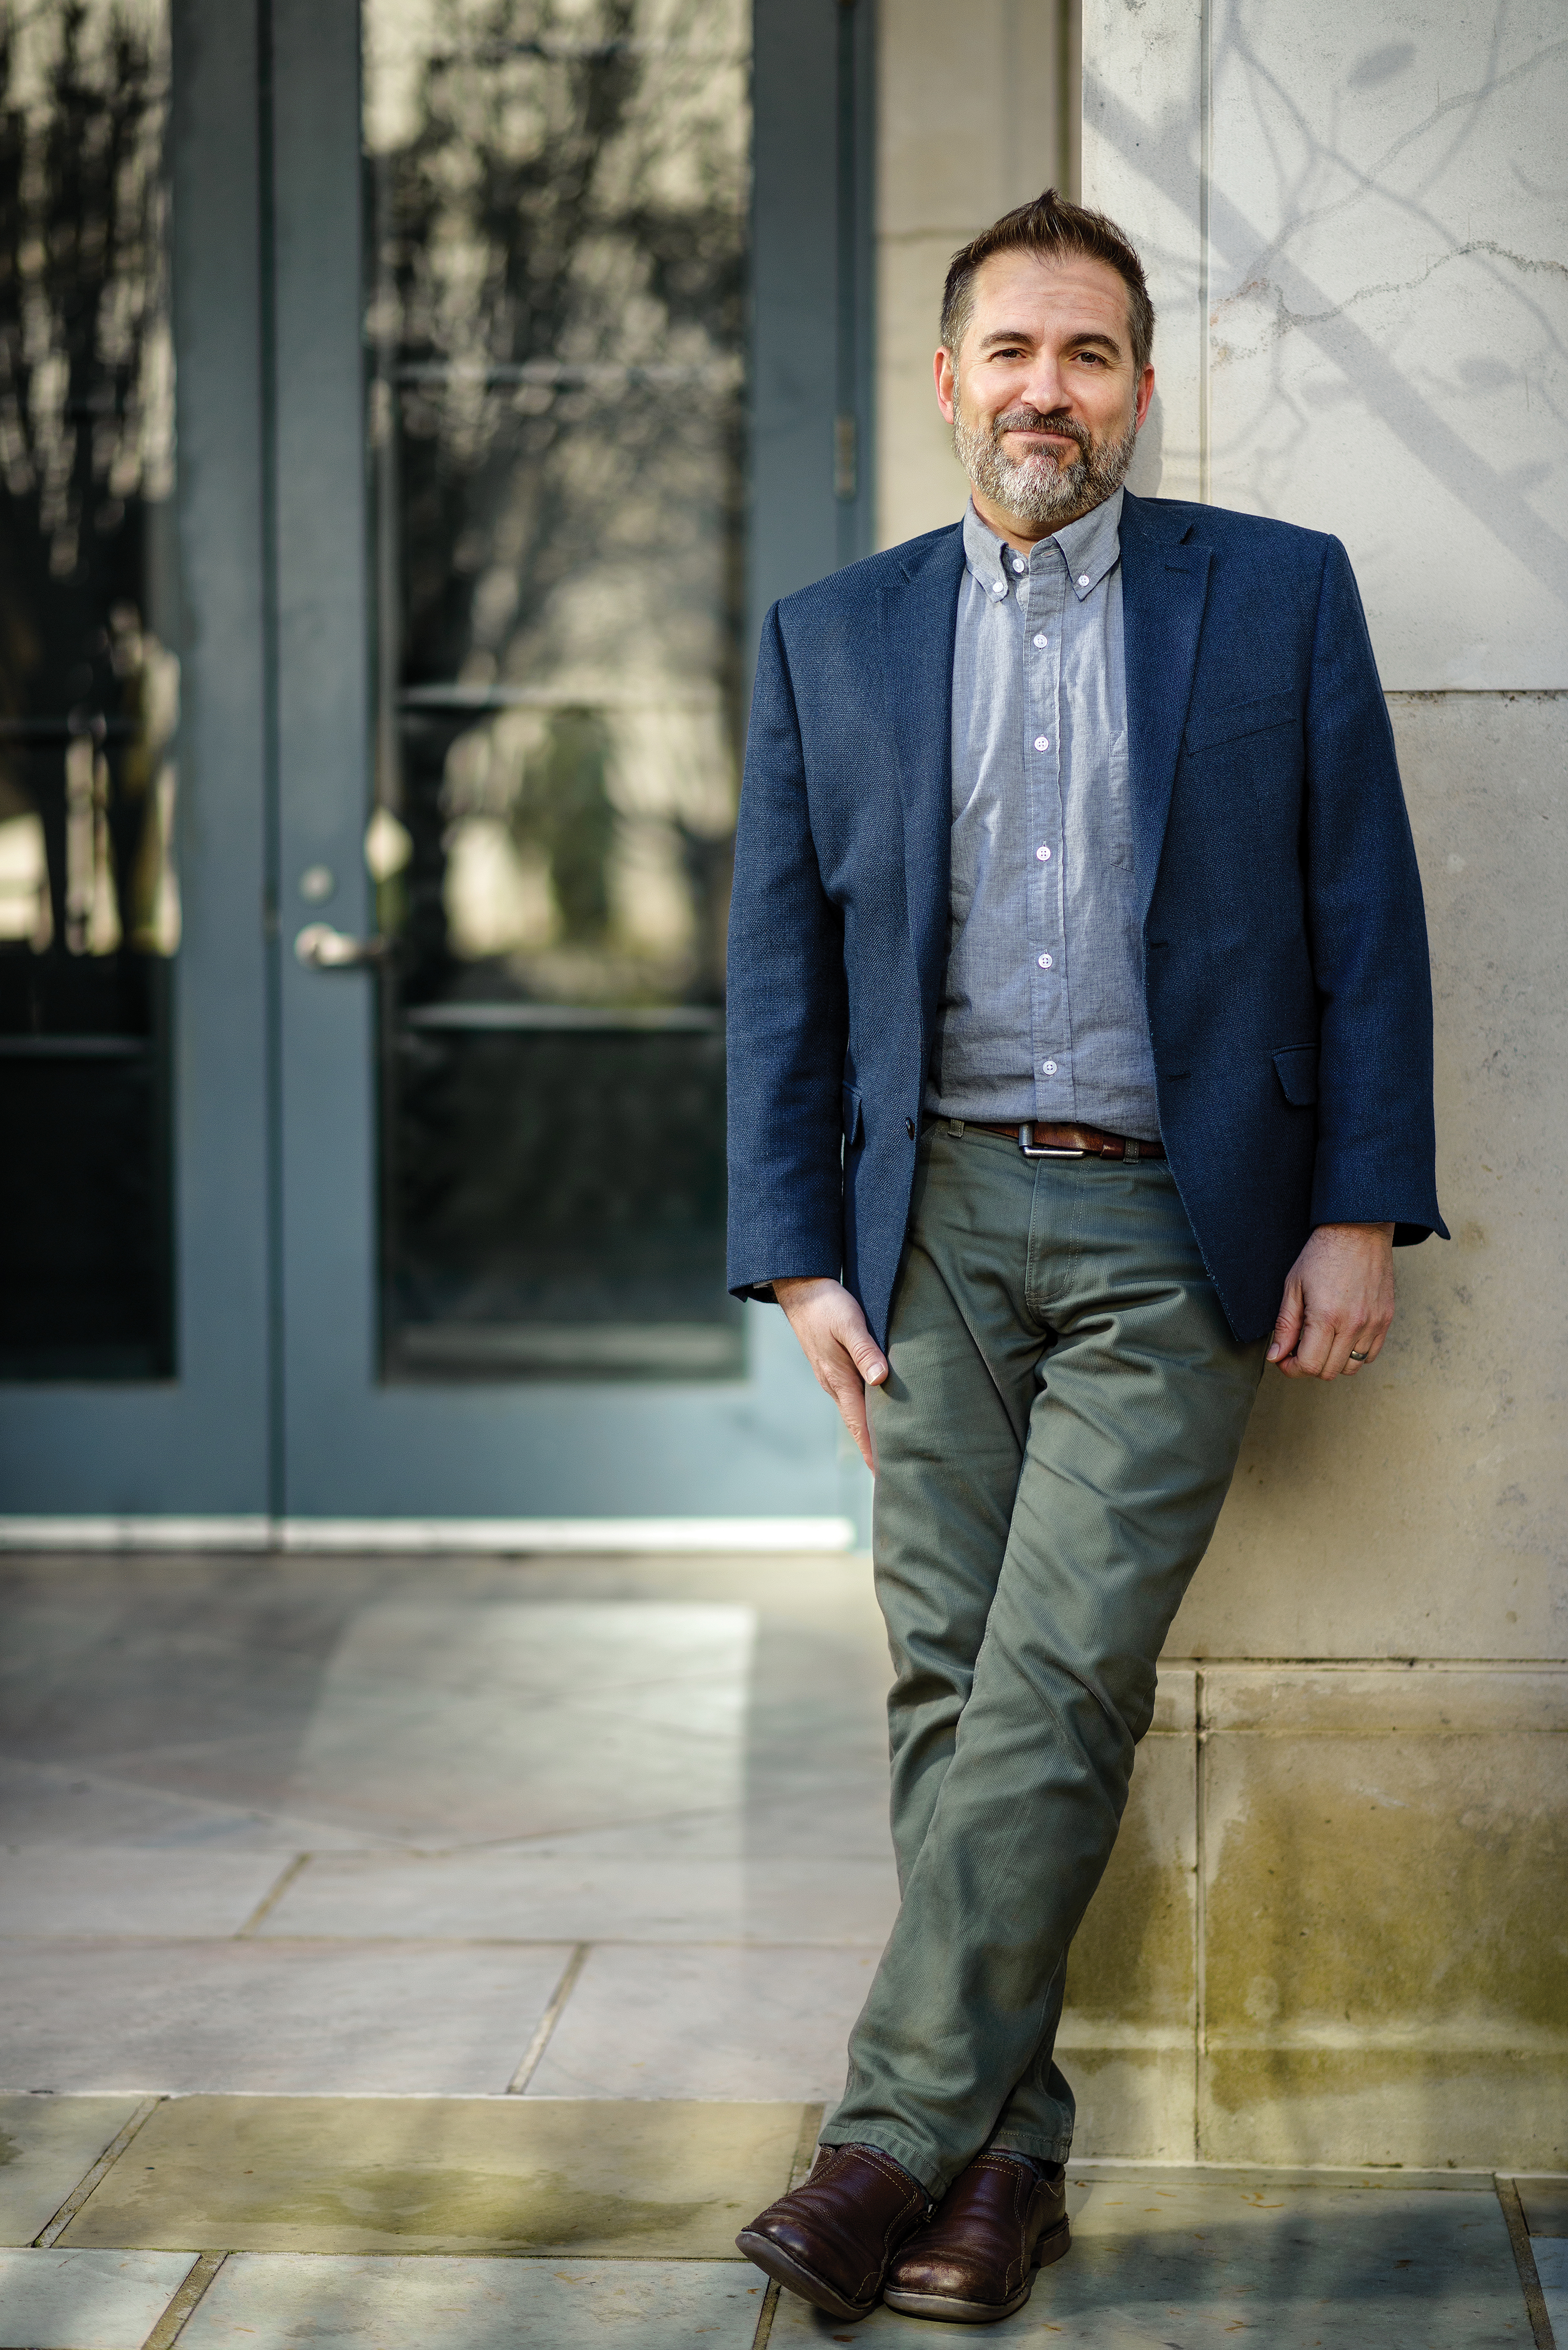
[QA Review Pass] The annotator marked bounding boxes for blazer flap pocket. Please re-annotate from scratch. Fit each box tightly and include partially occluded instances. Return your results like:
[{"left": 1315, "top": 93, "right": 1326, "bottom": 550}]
[
  {"left": 1185, "top": 690, "right": 1296, "bottom": 755},
  {"left": 1273, "top": 1045, "right": 1319, "bottom": 1107},
  {"left": 841, "top": 1082, "right": 864, "bottom": 1144}
]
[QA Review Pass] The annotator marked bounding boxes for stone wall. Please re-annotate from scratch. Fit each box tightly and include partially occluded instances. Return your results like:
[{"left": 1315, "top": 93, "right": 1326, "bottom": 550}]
[
  {"left": 875, "top": 0, "right": 1078, "bottom": 551},
  {"left": 877, "top": 0, "right": 1567, "bottom": 2168}
]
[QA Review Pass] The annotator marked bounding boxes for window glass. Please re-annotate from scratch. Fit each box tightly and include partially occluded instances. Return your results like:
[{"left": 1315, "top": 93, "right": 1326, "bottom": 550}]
[
  {"left": 364, "top": 0, "right": 750, "bottom": 1378},
  {"left": 0, "top": 0, "right": 179, "bottom": 1379}
]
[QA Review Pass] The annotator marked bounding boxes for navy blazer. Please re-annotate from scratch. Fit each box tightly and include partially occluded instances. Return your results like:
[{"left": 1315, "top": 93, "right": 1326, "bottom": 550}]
[{"left": 725, "top": 491, "right": 1445, "bottom": 1348}]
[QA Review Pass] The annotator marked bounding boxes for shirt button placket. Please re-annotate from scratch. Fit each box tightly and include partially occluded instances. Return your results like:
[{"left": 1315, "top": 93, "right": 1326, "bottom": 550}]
[{"left": 1040, "top": 567, "right": 1065, "bottom": 1110}]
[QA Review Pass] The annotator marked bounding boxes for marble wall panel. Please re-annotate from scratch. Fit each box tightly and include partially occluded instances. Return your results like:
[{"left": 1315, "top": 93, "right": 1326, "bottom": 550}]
[
  {"left": 1202, "top": 0, "right": 1567, "bottom": 689},
  {"left": 1169, "top": 693, "right": 1567, "bottom": 1665},
  {"left": 1197, "top": 1665, "right": 1568, "bottom": 2169},
  {"left": 1086, "top": 0, "right": 1568, "bottom": 688},
  {"left": 1059, "top": 1671, "right": 1197, "bottom": 2159},
  {"left": 1082, "top": 0, "right": 1207, "bottom": 503}
]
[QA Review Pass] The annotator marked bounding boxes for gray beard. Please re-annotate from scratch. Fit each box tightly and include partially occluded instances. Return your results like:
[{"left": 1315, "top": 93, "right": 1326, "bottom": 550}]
[{"left": 951, "top": 394, "right": 1138, "bottom": 529}]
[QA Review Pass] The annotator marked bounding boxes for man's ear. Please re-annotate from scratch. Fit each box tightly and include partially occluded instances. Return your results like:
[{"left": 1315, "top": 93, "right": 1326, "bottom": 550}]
[
  {"left": 934, "top": 345, "right": 958, "bottom": 426},
  {"left": 1134, "top": 362, "right": 1155, "bottom": 430}
]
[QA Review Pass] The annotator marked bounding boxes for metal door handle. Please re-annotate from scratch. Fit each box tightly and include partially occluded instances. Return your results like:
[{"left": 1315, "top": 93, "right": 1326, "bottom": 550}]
[{"left": 294, "top": 923, "right": 391, "bottom": 970}]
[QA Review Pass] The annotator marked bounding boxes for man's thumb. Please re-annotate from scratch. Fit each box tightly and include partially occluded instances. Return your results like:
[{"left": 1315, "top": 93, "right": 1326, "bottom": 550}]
[{"left": 1267, "top": 1285, "right": 1303, "bottom": 1363}]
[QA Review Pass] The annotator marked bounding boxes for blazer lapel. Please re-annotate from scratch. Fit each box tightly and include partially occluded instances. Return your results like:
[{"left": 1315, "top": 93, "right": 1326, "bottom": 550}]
[
  {"left": 879, "top": 526, "right": 965, "bottom": 1036},
  {"left": 1120, "top": 491, "right": 1211, "bottom": 925}
]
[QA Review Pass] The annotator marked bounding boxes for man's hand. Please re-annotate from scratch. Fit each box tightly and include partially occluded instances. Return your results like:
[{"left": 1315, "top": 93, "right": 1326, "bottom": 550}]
[
  {"left": 1267, "top": 1222, "right": 1396, "bottom": 1380},
  {"left": 773, "top": 1277, "right": 889, "bottom": 1470}
]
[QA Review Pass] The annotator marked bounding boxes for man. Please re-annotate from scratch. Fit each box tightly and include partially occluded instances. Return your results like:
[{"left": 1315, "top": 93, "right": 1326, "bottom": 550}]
[{"left": 727, "top": 191, "right": 1443, "bottom": 2326}]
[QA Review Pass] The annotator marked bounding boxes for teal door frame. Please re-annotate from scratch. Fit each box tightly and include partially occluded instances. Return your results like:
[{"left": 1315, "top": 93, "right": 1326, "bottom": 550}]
[{"left": 0, "top": 0, "right": 878, "bottom": 1533}]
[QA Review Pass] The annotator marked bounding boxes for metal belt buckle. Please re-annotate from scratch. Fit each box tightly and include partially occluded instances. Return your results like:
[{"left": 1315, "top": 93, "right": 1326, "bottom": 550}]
[{"left": 1017, "top": 1122, "right": 1086, "bottom": 1159}]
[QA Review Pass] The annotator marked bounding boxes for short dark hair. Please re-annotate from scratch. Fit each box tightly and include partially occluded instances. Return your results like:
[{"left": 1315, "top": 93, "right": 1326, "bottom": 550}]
[{"left": 940, "top": 189, "right": 1155, "bottom": 379}]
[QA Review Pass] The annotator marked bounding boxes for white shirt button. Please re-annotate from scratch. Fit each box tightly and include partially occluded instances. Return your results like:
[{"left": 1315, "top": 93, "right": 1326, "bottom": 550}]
[
  {"left": 1035, "top": 844, "right": 1051, "bottom": 861},
  {"left": 1033, "top": 633, "right": 1048, "bottom": 648},
  {"left": 1011, "top": 556, "right": 1026, "bottom": 574},
  {"left": 991, "top": 582, "right": 1006, "bottom": 598},
  {"left": 1043, "top": 1059, "right": 1058, "bottom": 1075},
  {"left": 1077, "top": 573, "right": 1090, "bottom": 587},
  {"left": 1034, "top": 736, "right": 1049, "bottom": 751},
  {"left": 1038, "top": 953, "right": 1053, "bottom": 968}
]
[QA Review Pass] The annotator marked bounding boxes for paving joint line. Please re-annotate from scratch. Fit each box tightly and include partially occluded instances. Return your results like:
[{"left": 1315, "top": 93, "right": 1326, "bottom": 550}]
[
  {"left": 141, "top": 2250, "right": 228, "bottom": 2349},
  {"left": 1498, "top": 2175, "right": 1557, "bottom": 2349},
  {"left": 32, "top": 2095, "right": 164, "bottom": 2248},
  {"left": 505, "top": 1941, "right": 591, "bottom": 2092},
  {"left": 749, "top": 2110, "right": 821, "bottom": 2350},
  {"left": 750, "top": 2276, "right": 782, "bottom": 2349},
  {"left": 788, "top": 2101, "right": 824, "bottom": 2189},
  {"left": 235, "top": 1851, "right": 310, "bottom": 1935}
]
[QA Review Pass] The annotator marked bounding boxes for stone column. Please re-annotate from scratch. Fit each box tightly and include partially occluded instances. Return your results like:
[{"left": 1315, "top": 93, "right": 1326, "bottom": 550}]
[
  {"left": 1070, "top": 0, "right": 1568, "bottom": 2168},
  {"left": 875, "top": 0, "right": 1079, "bottom": 549}
]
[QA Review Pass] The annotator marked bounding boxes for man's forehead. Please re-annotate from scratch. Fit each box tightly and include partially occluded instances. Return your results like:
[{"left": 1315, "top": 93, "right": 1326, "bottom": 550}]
[{"left": 968, "top": 249, "right": 1131, "bottom": 335}]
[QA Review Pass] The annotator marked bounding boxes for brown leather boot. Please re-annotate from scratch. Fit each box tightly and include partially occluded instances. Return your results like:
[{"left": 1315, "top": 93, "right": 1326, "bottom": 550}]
[
  {"left": 735, "top": 2141, "right": 931, "bottom": 2321},
  {"left": 882, "top": 2149, "right": 1070, "bottom": 2323}
]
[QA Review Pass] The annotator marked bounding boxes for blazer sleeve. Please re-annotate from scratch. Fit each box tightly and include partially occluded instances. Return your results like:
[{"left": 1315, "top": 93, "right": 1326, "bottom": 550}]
[
  {"left": 1301, "top": 539, "right": 1447, "bottom": 1245},
  {"left": 725, "top": 603, "right": 850, "bottom": 1300}
]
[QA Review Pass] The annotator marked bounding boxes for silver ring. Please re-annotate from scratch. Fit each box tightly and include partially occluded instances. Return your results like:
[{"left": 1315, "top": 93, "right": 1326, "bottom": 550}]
[{"left": 1348, "top": 1349, "right": 1369, "bottom": 1362}]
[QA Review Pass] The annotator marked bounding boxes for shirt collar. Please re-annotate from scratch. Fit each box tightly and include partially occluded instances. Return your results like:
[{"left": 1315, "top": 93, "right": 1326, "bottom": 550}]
[
  {"left": 961, "top": 485, "right": 1124, "bottom": 603},
  {"left": 961, "top": 501, "right": 1019, "bottom": 601},
  {"left": 1053, "top": 486, "right": 1124, "bottom": 601}
]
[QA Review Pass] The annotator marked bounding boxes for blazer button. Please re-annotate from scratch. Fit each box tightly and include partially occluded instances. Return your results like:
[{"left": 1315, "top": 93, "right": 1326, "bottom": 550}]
[{"left": 905, "top": 1117, "right": 916, "bottom": 1138}]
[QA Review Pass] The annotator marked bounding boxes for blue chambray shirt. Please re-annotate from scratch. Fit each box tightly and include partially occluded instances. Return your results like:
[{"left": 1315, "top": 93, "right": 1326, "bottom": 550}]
[{"left": 924, "top": 489, "right": 1161, "bottom": 1141}]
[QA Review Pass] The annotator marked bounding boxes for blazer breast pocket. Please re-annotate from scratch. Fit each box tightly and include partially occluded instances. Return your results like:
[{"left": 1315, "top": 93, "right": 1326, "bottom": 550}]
[
  {"left": 1272, "top": 1045, "right": 1318, "bottom": 1106},
  {"left": 1184, "top": 690, "right": 1297, "bottom": 756},
  {"left": 841, "top": 1082, "right": 864, "bottom": 1146}
]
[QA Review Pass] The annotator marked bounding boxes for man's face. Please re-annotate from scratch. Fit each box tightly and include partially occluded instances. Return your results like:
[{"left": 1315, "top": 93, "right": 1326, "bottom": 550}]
[{"left": 935, "top": 250, "right": 1155, "bottom": 535}]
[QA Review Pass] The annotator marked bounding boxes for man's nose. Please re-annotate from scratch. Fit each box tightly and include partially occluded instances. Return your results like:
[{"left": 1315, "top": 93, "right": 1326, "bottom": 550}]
[{"left": 1017, "top": 359, "right": 1069, "bottom": 417}]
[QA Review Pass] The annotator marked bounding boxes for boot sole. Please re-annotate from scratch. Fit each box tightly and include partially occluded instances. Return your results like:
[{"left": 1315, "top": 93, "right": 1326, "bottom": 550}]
[
  {"left": 734, "top": 2229, "right": 880, "bottom": 2324},
  {"left": 882, "top": 2215, "right": 1071, "bottom": 2325}
]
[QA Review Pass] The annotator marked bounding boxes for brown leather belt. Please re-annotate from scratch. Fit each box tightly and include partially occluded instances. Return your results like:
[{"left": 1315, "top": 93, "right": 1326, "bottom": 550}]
[{"left": 960, "top": 1119, "right": 1164, "bottom": 1161}]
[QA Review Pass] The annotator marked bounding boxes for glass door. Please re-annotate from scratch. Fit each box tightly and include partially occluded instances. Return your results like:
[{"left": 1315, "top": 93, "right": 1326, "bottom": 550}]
[
  {"left": 364, "top": 0, "right": 751, "bottom": 1384},
  {"left": 270, "top": 0, "right": 875, "bottom": 1524}
]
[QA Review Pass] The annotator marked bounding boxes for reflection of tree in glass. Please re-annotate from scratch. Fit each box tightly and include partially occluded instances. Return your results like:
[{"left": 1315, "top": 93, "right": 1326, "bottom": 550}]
[
  {"left": 0, "top": 0, "right": 178, "bottom": 1009},
  {"left": 366, "top": 0, "right": 746, "bottom": 1007},
  {"left": 513, "top": 704, "right": 614, "bottom": 943}
]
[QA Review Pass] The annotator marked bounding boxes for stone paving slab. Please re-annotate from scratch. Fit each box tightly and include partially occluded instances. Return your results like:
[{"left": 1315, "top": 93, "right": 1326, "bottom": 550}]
[
  {"left": 0, "top": 2246, "right": 197, "bottom": 2348},
  {"left": 524, "top": 1942, "right": 879, "bottom": 2101},
  {"left": 58, "top": 2096, "right": 805, "bottom": 2259},
  {"left": 1534, "top": 2237, "right": 1567, "bottom": 2343},
  {"left": 0, "top": 1939, "right": 569, "bottom": 2094},
  {"left": 261, "top": 1847, "right": 900, "bottom": 1946},
  {"left": 1519, "top": 2179, "right": 1568, "bottom": 2234},
  {"left": 176, "top": 2254, "right": 768, "bottom": 2349},
  {"left": 0, "top": 1849, "right": 293, "bottom": 1936},
  {"left": 0, "top": 2095, "right": 143, "bottom": 2246},
  {"left": 771, "top": 2177, "right": 1535, "bottom": 2346},
  {"left": 281, "top": 1601, "right": 757, "bottom": 1843},
  {"left": 0, "top": 1756, "right": 403, "bottom": 1853}
]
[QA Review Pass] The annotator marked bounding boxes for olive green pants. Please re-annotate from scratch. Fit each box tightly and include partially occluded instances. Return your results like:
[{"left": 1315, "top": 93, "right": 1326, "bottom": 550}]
[{"left": 821, "top": 1122, "right": 1266, "bottom": 2197}]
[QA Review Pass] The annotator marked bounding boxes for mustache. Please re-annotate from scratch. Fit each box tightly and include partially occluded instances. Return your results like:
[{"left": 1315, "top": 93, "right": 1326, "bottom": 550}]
[{"left": 990, "top": 407, "right": 1091, "bottom": 454}]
